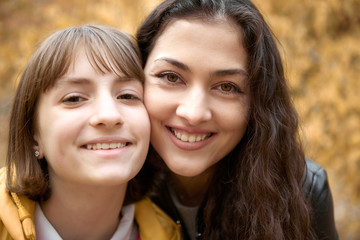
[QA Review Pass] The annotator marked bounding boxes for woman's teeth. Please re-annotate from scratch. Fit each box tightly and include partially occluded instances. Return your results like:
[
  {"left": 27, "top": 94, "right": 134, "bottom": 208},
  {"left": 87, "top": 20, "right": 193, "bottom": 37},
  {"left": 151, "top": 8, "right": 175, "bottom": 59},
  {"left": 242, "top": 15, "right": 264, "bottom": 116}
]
[
  {"left": 170, "top": 128, "right": 211, "bottom": 142},
  {"left": 86, "top": 143, "right": 126, "bottom": 150}
]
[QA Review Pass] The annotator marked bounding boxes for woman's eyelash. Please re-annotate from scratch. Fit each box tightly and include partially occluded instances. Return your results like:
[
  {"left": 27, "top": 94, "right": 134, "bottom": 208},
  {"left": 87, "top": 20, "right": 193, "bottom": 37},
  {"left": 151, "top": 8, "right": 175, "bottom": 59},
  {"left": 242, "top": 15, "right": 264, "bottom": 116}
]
[
  {"left": 156, "top": 72, "right": 181, "bottom": 83},
  {"left": 154, "top": 72, "right": 243, "bottom": 95},
  {"left": 217, "top": 82, "right": 243, "bottom": 94}
]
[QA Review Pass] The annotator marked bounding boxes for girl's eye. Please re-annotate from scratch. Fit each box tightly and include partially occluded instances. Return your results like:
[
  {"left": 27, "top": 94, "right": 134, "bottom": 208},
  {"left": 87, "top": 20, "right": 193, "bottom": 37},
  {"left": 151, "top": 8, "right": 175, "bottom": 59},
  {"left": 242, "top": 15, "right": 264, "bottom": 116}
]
[
  {"left": 62, "top": 95, "right": 86, "bottom": 104},
  {"left": 117, "top": 94, "right": 140, "bottom": 101}
]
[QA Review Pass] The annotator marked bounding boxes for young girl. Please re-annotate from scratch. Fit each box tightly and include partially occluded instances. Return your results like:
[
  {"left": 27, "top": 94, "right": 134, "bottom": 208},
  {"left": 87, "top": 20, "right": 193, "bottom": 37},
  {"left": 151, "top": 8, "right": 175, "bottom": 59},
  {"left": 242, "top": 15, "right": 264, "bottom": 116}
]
[
  {"left": 0, "top": 25, "right": 152, "bottom": 240},
  {"left": 135, "top": 0, "right": 339, "bottom": 239}
]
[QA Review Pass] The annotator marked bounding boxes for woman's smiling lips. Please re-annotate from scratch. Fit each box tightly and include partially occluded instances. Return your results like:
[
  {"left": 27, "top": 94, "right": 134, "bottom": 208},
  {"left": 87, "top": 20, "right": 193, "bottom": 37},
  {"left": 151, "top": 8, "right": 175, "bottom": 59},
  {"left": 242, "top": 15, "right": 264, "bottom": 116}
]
[{"left": 166, "top": 126, "right": 215, "bottom": 150}]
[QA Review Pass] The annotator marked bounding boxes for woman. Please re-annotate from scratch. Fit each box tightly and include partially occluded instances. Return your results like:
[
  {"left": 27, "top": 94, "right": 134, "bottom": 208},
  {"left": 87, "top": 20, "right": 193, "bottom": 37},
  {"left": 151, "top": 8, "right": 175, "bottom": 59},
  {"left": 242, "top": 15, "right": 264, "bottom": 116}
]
[
  {"left": 136, "top": 0, "right": 339, "bottom": 239},
  {"left": 0, "top": 25, "right": 152, "bottom": 240}
]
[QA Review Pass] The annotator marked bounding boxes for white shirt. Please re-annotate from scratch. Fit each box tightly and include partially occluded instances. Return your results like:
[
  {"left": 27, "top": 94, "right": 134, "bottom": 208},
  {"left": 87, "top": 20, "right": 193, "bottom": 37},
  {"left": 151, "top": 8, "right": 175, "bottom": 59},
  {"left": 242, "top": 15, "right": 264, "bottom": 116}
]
[{"left": 34, "top": 203, "right": 137, "bottom": 240}]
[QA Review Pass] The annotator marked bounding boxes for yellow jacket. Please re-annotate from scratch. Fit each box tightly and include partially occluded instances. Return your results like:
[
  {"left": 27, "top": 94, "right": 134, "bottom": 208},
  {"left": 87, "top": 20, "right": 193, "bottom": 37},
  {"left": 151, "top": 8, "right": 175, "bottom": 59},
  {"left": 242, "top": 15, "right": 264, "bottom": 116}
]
[{"left": 0, "top": 168, "right": 181, "bottom": 240}]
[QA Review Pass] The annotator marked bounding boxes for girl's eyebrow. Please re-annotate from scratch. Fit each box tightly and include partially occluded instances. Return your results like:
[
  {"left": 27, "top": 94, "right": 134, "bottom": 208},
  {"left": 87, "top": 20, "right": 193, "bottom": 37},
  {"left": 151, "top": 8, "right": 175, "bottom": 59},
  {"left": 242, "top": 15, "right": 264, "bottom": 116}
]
[
  {"left": 153, "top": 57, "right": 248, "bottom": 77},
  {"left": 58, "top": 77, "right": 91, "bottom": 84},
  {"left": 54, "top": 77, "right": 92, "bottom": 88},
  {"left": 56, "top": 76, "right": 135, "bottom": 86}
]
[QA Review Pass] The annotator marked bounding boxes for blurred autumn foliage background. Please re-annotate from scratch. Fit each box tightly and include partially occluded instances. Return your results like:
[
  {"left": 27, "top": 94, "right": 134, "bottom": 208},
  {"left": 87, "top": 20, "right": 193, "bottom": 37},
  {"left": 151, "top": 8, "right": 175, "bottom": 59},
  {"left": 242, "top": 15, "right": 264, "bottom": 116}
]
[{"left": 0, "top": 0, "right": 359, "bottom": 239}]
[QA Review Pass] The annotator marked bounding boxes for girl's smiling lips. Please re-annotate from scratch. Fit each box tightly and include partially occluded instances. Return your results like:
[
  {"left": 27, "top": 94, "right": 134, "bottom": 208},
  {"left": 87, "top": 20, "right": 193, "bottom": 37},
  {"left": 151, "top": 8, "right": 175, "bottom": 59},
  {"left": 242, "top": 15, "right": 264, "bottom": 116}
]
[
  {"left": 81, "top": 137, "right": 131, "bottom": 150},
  {"left": 85, "top": 142, "right": 127, "bottom": 150}
]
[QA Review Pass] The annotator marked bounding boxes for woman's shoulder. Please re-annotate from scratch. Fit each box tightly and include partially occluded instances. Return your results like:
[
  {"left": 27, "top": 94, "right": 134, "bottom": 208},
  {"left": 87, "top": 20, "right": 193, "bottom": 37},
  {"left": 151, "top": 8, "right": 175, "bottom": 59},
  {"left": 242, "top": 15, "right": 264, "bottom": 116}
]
[
  {"left": 303, "top": 158, "right": 339, "bottom": 240},
  {"left": 303, "top": 158, "right": 330, "bottom": 202},
  {"left": 305, "top": 158, "right": 325, "bottom": 175}
]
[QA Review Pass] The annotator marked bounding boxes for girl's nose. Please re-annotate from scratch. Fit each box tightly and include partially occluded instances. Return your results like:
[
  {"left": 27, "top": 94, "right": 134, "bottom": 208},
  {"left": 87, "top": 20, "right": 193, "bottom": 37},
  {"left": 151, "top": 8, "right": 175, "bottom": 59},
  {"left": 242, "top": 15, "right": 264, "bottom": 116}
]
[
  {"left": 89, "top": 93, "right": 123, "bottom": 128},
  {"left": 176, "top": 86, "right": 212, "bottom": 125}
]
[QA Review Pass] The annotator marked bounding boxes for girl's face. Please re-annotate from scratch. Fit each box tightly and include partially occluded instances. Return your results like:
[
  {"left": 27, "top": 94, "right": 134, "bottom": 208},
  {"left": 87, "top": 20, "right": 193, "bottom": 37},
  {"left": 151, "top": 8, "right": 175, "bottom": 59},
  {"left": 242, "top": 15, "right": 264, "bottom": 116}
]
[
  {"left": 34, "top": 49, "right": 150, "bottom": 187},
  {"left": 144, "top": 19, "right": 250, "bottom": 177}
]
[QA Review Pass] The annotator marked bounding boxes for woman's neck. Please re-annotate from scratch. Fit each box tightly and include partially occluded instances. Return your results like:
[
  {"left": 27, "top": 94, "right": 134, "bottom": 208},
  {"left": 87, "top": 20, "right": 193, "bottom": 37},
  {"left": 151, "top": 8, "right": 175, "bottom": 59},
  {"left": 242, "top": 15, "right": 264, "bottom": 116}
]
[
  {"left": 41, "top": 180, "right": 127, "bottom": 240},
  {"left": 170, "top": 167, "right": 214, "bottom": 207}
]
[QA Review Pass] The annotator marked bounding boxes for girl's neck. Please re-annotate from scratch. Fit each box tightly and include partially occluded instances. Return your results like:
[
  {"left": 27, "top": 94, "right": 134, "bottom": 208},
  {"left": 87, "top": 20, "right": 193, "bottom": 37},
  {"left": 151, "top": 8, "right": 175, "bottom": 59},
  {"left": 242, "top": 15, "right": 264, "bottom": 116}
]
[
  {"left": 170, "top": 167, "right": 214, "bottom": 207},
  {"left": 41, "top": 181, "right": 127, "bottom": 240}
]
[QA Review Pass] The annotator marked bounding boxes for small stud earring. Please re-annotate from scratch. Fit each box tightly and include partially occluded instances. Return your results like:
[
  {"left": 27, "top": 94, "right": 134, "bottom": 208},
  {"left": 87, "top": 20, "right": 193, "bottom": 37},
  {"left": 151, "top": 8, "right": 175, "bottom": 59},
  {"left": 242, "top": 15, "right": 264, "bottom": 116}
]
[{"left": 35, "top": 150, "right": 40, "bottom": 158}]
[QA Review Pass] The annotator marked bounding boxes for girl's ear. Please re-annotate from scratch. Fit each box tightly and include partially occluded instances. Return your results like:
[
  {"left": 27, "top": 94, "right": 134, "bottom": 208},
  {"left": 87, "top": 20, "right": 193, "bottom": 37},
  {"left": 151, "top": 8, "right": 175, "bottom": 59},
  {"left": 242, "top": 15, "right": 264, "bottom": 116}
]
[{"left": 33, "top": 134, "right": 44, "bottom": 159}]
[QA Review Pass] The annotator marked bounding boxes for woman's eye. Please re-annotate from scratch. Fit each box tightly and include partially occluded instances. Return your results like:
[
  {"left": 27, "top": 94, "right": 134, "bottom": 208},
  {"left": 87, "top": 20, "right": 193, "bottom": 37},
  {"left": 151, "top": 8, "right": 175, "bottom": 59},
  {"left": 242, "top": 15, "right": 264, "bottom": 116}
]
[
  {"left": 217, "top": 83, "right": 242, "bottom": 94},
  {"left": 220, "top": 83, "right": 233, "bottom": 92},
  {"left": 166, "top": 73, "right": 179, "bottom": 82},
  {"left": 156, "top": 72, "right": 181, "bottom": 83}
]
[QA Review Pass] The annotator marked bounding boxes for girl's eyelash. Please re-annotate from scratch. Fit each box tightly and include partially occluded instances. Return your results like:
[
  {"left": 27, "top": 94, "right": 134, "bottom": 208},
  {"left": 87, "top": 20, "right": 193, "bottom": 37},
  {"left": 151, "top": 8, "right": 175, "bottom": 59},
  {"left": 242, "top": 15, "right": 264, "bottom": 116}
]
[
  {"left": 117, "top": 93, "right": 141, "bottom": 101},
  {"left": 62, "top": 94, "right": 85, "bottom": 103}
]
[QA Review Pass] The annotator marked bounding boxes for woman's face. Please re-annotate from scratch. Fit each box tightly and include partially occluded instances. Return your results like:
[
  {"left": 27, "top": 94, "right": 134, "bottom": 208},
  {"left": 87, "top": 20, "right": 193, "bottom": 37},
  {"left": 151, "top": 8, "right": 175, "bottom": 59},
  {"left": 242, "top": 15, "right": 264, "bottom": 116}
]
[
  {"left": 144, "top": 19, "right": 250, "bottom": 177},
  {"left": 34, "top": 49, "right": 150, "bottom": 187}
]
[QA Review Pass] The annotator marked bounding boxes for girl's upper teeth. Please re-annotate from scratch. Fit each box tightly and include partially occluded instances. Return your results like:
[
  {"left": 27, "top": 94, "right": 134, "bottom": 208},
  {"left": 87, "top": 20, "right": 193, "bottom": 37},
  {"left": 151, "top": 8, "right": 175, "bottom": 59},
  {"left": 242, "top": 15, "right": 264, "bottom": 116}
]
[
  {"left": 86, "top": 143, "right": 125, "bottom": 150},
  {"left": 172, "top": 129, "right": 211, "bottom": 142}
]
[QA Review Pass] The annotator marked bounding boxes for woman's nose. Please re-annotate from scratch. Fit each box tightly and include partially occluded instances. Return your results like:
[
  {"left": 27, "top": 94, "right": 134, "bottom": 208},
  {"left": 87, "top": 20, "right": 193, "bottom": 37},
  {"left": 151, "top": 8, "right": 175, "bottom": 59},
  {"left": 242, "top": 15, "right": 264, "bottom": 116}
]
[
  {"left": 89, "top": 93, "right": 123, "bottom": 128},
  {"left": 176, "top": 86, "right": 212, "bottom": 125}
]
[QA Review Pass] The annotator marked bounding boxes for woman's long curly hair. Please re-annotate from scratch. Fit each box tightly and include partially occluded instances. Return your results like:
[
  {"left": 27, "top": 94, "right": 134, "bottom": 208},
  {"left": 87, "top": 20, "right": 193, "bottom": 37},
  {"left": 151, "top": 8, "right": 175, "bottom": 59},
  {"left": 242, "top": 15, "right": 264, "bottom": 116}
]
[{"left": 137, "top": 0, "right": 315, "bottom": 239}]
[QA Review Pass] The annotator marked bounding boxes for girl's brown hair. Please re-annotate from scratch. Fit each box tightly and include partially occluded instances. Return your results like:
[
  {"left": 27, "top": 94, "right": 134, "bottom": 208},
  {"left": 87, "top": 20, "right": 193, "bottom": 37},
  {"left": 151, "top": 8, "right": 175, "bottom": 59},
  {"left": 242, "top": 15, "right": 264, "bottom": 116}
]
[
  {"left": 6, "top": 25, "right": 147, "bottom": 202},
  {"left": 137, "top": 0, "right": 315, "bottom": 239}
]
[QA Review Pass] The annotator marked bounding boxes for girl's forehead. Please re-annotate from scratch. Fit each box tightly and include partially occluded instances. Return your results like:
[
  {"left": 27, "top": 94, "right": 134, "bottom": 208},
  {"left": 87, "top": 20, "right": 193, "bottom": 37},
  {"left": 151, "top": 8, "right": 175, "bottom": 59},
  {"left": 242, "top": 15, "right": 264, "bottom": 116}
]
[{"left": 69, "top": 47, "right": 118, "bottom": 75}]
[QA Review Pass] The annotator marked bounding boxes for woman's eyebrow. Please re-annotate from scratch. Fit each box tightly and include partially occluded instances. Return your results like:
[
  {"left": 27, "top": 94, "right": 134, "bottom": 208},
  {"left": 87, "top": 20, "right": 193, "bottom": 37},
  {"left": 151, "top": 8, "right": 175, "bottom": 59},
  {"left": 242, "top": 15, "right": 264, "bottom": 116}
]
[
  {"left": 154, "top": 57, "right": 191, "bottom": 72},
  {"left": 212, "top": 69, "right": 248, "bottom": 78},
  {"left": 153, "top": 57, "right": 248, "bottom": 78}
]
